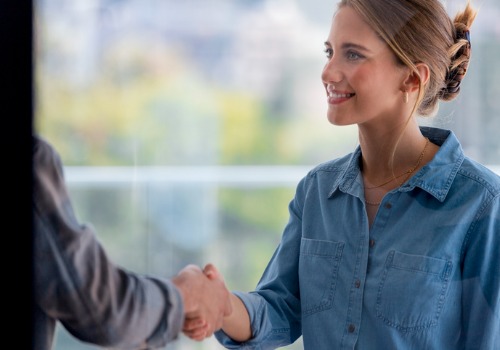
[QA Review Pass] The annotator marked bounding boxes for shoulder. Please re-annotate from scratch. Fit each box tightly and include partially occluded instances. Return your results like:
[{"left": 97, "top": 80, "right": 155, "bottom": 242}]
[
  {"left": 457, "top": 157, "right": 500, "bottom": 197},
  {"left": 33, "top": 135, "right": 64, "bottom": 174},
  {"left": 33, "top": 135, "right": 59, "bottom": 163},
  {"left": 32, "top": 135, "right": 69, "bottom": 209}
]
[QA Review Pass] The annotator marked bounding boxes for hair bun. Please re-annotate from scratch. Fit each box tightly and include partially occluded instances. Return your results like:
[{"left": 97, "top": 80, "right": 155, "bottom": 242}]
[{"left": 441, "top": 27, "right": 472, "bottom": 100}]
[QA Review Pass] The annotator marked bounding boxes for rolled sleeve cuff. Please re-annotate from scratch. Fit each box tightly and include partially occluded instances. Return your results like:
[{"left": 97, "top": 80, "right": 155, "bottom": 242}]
[{"left": 215, "top": 291, "right": 271, "bottom": 349}]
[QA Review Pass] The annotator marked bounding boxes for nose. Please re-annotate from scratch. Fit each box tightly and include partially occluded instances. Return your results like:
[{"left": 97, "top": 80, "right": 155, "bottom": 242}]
[{"left": 321, "top": 56, "right": 343, "bottom": 85}]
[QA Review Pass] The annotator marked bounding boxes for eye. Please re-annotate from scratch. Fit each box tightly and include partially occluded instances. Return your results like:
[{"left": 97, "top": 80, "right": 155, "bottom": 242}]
[
  {"left": 346, "top": 50, "right": 363, "bottom": 61},
  {"left": 324, "top": 47, "right": 333, "bottom": 59}
]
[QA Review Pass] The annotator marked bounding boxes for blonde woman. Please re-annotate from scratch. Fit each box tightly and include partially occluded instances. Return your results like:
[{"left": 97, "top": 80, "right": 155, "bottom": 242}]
[{"left": 185, "top": 0, "right": 500, "bottom": 348}]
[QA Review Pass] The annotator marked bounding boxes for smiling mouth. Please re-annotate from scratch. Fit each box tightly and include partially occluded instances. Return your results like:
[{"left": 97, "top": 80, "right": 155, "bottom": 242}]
[
  {"left": 328, "top": 92, "right": 355, "bottom": 99},
  {"left": 327, "top": 91, "right": 355, "bottom": 104},
  {"left": 325, "top": 84, "right": 355, "bottom": 104}
]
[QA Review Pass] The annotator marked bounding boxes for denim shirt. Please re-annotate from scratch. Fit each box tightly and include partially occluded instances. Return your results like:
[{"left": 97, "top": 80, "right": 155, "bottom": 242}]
[{"left": 215, "top": 127, "right": 500, "bottom": 350}]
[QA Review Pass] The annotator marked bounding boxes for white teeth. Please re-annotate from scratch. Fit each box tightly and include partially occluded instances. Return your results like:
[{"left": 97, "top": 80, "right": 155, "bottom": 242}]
[{"left": 329, "top": 92, "right": 353, "bottom": 98}]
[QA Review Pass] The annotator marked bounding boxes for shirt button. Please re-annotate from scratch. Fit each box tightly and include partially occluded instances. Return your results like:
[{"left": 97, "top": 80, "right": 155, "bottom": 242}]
[
  {"left": 348, "top": 324, "right": 356, "bottom": 333},
  {"left": 385, "top": 203, "right": 392, "bottom": 209},
  {"left": 355, "top": 280, "right": 361, "bottom": 288},
  {"left": 369, "top": 239, "right": 375, "bottom": 247}
]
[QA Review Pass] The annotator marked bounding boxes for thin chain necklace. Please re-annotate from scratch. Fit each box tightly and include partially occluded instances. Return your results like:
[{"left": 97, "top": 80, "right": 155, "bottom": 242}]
[{"left": 364, "top": 137, "right": 430, "bottom": 206}]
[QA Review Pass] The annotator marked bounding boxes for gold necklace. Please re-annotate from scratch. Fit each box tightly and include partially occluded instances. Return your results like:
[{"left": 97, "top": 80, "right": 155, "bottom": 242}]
[
  {"left": 364, "top": 138, "right": 430, "bottom": 206},
  {"left": 364, "top": 170, "right": 413, "bottom": 190}
]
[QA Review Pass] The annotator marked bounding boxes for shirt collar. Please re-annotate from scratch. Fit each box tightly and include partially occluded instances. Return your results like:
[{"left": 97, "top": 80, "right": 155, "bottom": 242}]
[{"left": 328, "top": 127, "right": 465, "bottom": 202}]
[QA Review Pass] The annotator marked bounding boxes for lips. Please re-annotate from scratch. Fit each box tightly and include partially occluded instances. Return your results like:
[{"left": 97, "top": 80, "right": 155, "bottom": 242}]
[
  {"left": 326, "top": 84, "right": 355, "bottom": 104},
  {"left": 327, "top": 91, "right": 355, "bottom": 104}
]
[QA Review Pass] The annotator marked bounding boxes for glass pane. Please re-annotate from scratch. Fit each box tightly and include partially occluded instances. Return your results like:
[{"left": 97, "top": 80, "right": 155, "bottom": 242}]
[{"left": 34, "top": 0, "right": 500, "bottom": 349}]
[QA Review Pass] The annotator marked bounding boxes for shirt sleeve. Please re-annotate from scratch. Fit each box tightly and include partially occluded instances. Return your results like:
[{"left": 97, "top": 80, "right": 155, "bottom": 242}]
[
  {"left": 32, "top": 135, "right": 184, "bottom": 349},
  {"left": 461, "top": 192, "right": 500, "bottom": 349}
]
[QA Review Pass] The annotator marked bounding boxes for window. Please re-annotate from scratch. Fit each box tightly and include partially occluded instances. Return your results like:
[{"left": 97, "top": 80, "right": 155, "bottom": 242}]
[{"left": 35, "top": 0, "right": 499, "bottom": 349}]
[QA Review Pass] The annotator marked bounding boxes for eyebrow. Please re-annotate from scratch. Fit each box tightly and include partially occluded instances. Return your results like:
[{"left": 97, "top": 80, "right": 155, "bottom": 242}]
[{"left": 324, "top": 41, "right": 371, "bottom": 53}]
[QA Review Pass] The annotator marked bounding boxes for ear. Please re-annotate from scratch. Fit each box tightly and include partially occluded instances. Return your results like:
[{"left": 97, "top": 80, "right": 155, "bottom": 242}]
[{"left": 402, "top": 62, "right": 430, "bottom": 93}]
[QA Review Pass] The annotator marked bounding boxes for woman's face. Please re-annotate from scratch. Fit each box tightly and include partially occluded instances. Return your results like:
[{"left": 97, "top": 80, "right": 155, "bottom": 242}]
[{"left": 321, "top": 6, "right": 408, "bottom": 127}]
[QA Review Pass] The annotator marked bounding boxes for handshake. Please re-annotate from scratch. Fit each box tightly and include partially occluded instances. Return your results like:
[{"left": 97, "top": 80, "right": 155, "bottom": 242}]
[{"left": 172, "top": 263, "right": 235, "bottom": 341}]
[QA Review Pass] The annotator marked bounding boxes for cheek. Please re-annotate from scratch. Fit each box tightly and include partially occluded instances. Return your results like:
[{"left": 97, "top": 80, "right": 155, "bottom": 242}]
[
  {"left": 351, "top": 65, "right": 399, "bottom": 102},
  {"left": 349, "top": 65, "right": 375, "bottom": 91}
]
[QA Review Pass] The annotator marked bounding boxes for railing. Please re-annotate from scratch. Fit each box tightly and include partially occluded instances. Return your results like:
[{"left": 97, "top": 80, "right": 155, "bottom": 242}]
[
  {"left": 64, "top": 165, "right": 314, "bottom": 187},
  {"left": 64, "top": 165, "right": 500, "bottom": 186}
]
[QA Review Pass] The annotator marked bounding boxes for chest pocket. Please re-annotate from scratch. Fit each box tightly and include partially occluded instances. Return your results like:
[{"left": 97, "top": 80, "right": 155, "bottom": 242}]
[
  {"left": 376, "top": 250, "right": 453, "bottom": 332},
  {"left": 299, "top": 238, "right": 345, "bottom": 317}
]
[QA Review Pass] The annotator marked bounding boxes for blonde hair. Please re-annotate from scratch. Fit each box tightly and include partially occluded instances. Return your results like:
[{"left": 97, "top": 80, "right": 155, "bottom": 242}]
[{"left": 337, "top": 0, "right": 477, "bottom": 117}]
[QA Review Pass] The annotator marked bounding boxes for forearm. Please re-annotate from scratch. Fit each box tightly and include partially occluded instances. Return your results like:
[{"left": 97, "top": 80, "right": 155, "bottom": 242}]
[
  {"left": 32, "top": 136, "right": 183, "bottom": 347},
  {"left": 221, "top": 293, "right": 252, "bottom": 342},
  {"left": 34, "top": 212, "right": 183, "bottom": 347}
]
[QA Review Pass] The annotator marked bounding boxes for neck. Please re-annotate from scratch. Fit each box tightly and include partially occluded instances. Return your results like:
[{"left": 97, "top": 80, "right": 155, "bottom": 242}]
[{"left": 359, "top": 124, "right": 429, "bottom": 184}]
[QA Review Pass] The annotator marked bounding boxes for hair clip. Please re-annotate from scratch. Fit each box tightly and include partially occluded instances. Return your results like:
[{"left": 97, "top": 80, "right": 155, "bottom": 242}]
[
  {"left": 464, "top": 30, "right": 471, "bottom": 45},
  {"left": 458, "top": 30, "right": 471, "bottom": 47}
]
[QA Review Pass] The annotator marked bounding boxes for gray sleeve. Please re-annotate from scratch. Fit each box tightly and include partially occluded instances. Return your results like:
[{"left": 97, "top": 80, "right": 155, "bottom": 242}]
[{"left": 33, "top": 135, "right": 184, "bottom": 349}]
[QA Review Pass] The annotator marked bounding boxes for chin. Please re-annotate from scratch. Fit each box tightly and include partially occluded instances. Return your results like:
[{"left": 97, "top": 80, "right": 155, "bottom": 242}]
[{"left": 327, "top": 114, "right": 355, "bottom": 127}]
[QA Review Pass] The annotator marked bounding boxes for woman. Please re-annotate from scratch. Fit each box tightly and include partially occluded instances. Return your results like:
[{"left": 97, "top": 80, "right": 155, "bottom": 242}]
[{"left": 186, "top": 0, "right": 500, "bottom": 348}]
